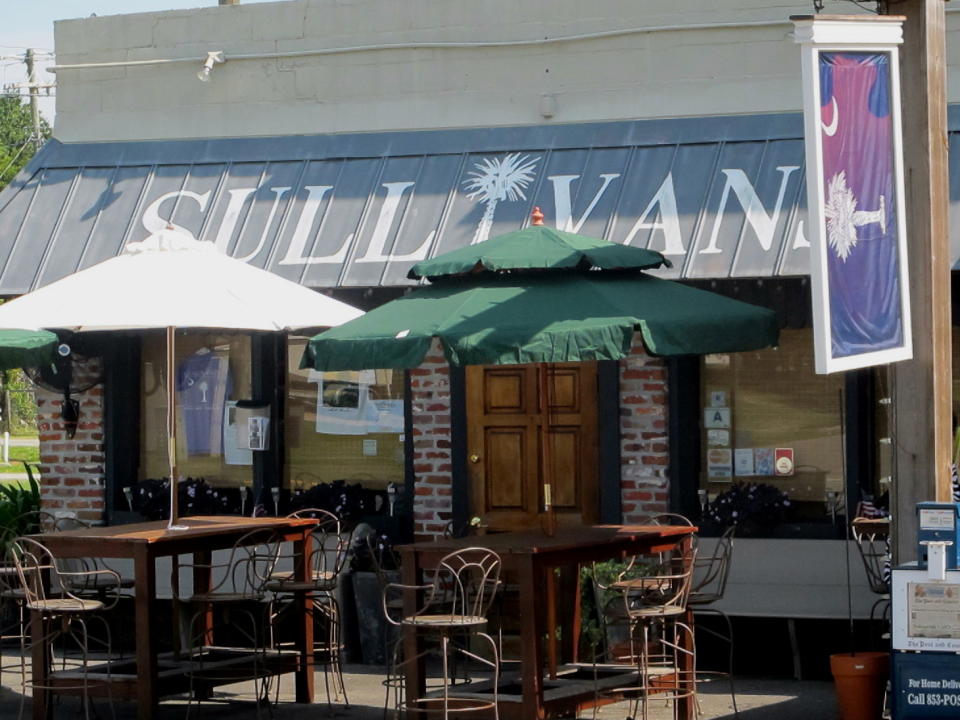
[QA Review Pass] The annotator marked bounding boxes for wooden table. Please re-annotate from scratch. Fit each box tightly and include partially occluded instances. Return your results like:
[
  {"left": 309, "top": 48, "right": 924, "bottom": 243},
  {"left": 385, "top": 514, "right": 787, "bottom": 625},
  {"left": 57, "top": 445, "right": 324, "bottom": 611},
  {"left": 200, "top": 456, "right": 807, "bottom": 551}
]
[
  {"left": 399, "top": 524, "right": 697, "bottom": 720},
  {"left": 29, "top": 515, "right": 317, "bottom": 720}
]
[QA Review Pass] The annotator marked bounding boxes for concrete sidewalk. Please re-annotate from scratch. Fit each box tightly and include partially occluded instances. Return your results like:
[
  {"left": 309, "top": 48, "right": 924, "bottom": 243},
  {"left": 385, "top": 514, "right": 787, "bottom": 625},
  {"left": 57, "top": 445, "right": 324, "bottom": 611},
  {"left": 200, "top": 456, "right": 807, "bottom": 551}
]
[{"left": 0, "top": 659, "right": 839, "bottom": 719}]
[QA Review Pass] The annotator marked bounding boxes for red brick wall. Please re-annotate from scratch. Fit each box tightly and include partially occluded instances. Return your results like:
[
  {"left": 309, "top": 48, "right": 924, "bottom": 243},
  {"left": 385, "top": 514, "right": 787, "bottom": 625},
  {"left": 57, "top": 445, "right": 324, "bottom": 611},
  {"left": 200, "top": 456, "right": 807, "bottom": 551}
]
[
  {"left": 618, "top": 340, "right": 670, "bottom": 523},
  {"left": 35, "top": 342, "right": 670, "bottom": 532},
  {"left": 410, "top": 340, "right": 453, "bottom": 537},
  {"left": 36, "top": 358, "right": 106, "bottom": 524}
]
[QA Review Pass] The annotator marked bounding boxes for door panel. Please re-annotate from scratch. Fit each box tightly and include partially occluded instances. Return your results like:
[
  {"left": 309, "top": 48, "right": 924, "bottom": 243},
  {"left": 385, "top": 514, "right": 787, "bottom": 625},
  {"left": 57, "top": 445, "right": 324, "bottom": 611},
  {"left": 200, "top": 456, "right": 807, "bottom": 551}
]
[
  {"left": 467, "top": 362, "right": 599, "bottom": 531},
  {"left": 484, "top": 369, "right": 528, "bottom": 413},
  {"left": 486, "top": 428, "right": 526, "bottom": 509},
  {"left": 548, "top": 427, "right": 580, "bottom": 509}
]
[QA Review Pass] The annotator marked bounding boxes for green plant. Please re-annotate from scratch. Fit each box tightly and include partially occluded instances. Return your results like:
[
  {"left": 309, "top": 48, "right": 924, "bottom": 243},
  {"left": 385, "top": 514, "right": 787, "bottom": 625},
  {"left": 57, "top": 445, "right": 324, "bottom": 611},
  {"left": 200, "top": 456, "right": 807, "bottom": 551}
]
[
  {"left": 0, "top": 462, "right": 41, "bottom": 550},
  {"left": 579, "top": 557, "right": 658, "bottom": 661}
]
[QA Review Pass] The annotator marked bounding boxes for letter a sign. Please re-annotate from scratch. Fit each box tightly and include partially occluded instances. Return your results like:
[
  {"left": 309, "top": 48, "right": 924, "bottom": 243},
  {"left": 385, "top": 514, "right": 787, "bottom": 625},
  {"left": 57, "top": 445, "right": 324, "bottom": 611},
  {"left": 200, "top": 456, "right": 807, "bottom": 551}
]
[{"left": 793, "top": 15, "right": 912, "bottom": 374}]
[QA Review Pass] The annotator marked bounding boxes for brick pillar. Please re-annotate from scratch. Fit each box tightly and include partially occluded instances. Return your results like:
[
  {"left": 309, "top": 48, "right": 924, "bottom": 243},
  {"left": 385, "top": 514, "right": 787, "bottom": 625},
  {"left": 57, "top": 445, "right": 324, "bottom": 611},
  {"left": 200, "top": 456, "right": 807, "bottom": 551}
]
[
  {"left": 36, "top": 358, "right": 106, "bottom": 524},
  {"left": 618, "top": 338, "right": 669, "bottom": 523},
  {"left": 410, "top": 340, "right": 453, "bottom": 537}
]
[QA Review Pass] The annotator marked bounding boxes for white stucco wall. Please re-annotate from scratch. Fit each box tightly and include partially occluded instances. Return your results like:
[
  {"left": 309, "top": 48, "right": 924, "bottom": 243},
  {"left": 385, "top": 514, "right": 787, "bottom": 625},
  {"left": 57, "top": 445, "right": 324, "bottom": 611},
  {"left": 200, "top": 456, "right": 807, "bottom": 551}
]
[{"left": 49, "top": 0, "right": 880, "bottom": 143}]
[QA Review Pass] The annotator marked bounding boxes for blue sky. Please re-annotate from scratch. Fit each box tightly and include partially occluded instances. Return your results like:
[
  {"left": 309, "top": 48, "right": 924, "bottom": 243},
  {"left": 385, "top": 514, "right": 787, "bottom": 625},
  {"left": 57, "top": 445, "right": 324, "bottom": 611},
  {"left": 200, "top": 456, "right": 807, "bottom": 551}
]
[{"left": 0, "top": 2, "right": 213, "bottom": 122}]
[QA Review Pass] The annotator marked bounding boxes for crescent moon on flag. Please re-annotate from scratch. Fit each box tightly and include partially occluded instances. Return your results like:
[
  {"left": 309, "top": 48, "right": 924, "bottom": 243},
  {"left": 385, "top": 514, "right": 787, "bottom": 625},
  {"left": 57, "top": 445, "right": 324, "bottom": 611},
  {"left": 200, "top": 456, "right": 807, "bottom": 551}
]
[{"left": 821, "top": 96, "right": 839, "bottom": 137}]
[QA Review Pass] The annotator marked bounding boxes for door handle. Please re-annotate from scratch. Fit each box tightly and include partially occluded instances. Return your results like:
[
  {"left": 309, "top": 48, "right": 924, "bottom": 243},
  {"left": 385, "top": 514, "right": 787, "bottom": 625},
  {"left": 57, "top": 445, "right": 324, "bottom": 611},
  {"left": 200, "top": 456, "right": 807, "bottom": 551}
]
[{"left": 469, "top": 453, "right": 481, "bottom": 463}]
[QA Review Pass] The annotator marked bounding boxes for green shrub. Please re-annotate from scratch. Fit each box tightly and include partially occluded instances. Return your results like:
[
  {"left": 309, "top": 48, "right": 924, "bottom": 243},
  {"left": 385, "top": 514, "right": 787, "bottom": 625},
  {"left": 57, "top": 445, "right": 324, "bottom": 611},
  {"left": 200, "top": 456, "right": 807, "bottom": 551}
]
[{"left": 0, "top": 462, "right": 41, "bottom": 549}]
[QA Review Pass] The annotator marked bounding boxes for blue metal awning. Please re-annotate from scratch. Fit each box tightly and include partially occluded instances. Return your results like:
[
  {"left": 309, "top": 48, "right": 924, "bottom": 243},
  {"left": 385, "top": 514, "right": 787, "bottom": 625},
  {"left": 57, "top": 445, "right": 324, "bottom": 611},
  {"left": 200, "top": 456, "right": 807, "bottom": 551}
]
[{"left": 0, "top": 110, "right": 953, "bottom": 295}]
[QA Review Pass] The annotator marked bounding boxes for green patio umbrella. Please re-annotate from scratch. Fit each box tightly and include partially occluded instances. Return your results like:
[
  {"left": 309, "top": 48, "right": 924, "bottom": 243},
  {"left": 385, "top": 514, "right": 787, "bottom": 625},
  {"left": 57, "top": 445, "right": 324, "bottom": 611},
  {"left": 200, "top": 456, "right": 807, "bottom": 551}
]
[
  {"left": 301, "top": 271, "right": 778, "bottom": 371},
  {"left": 0, "top": 329, "right": 58, "bottom": 370},
  {"left": 302, "top": 208, "right": 779, "bottom": 532},
  {"left": 303, "top": 206, "right": 777, "bottom": 369}
]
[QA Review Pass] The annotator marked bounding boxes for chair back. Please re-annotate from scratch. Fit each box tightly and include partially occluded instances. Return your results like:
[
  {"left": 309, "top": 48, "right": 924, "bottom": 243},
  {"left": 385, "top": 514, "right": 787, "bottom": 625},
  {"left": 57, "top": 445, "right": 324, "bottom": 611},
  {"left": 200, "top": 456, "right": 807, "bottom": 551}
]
[
  {"left": 618, "top": 543, "right": 696, "bottom": 619},
  {"left": 237, "top": 528, "right": 282, "bottom": 597},
  {"left": 852, "top": 519, "right": 891, "bottom": 595},
  {"left": 287, "top": 508, "right": 351, "bottom": 585},
  {"left": 7, "top": 537, "right": 54, "bottom": 607},
  {"left": 190, "top": 527, "right": 280, "bottom": 599},
  {"left": 643, "top": 513, "right": 694, "bottom": 527},
  {"left": 53, "top": 516, "right": 102, "bottom": 582},
  {"left": 433, "top": 547, "right": 501, "bottom": 620},
  {"left": 690, "top": 525, "right": 734, "bottom": 604}
]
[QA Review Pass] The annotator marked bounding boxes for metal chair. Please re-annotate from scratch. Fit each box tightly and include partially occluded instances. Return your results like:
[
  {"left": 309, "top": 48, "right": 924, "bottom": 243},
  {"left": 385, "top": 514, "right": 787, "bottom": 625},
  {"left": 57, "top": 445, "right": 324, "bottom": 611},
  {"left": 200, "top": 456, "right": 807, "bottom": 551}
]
[
  {"left": 51, "top": 516, "right": 135, "bottom": 595},
  {"left": 265, "top": 508, "right": 352, "bottom": 706},
  {"left": 689, "top": 525, "right": 738, "bottom": 718},
  {"left": 852, "top": 517, "right": 892, "bottom": 636},
  {"left": 178, "top": 527, "right": 281, "bottom": 720},
  {"left": 598, "top": 542, "right": 698, "bottom": 720},
  {"left": 8, "top": 536, "right": 120, "bottom": 720},
  {"left": 0, "top": 511, "right": 58, "bottom": 702},
  {"left": 384, "top": 547, "right": 502, "bottom": 720}
]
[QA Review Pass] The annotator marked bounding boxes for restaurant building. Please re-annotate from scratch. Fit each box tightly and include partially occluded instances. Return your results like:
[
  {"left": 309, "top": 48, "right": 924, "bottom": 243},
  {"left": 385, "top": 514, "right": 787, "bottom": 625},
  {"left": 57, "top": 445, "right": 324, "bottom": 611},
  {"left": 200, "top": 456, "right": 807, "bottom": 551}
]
[{"left": 3, "top": 0, "right": 957, "bottom": 636}]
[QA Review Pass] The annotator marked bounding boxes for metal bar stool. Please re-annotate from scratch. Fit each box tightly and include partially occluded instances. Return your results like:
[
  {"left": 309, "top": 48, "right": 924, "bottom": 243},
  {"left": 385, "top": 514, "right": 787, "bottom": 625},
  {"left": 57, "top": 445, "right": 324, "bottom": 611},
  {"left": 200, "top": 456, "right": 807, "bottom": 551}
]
[
  {"left": 9, "top": 536, "right": 120, "bottom": 720},
  {"left": 852, "top": 517, "right": 892, "bottom": 640},
  {"left": 598, "top": 543, "right": 698, "bottom": 720},
  {"left": 265, "top": 508, "right": 352, "bottom": 707},
  {"left": 384, "top": 547, "right": 502, "bottom": 720},
  {"left": 178, "top": 527, "right": 281, "bottom": 720},
  {"left": 689, "top": 525, "right": 738, "bottom": 718},
  {"left": 1, "top": 512, "right": 58, "bottom": 703}
]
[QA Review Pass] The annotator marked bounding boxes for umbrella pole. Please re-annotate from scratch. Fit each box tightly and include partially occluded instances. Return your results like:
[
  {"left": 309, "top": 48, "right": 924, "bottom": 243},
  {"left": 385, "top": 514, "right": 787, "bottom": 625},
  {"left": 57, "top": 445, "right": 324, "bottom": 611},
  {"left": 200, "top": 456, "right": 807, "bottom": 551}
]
[
  {"left": 539, "top": 363, "right": 557, "bottom": 537},
  {"left": 166, "top": 326, "right": 183, "bottom": 529}
]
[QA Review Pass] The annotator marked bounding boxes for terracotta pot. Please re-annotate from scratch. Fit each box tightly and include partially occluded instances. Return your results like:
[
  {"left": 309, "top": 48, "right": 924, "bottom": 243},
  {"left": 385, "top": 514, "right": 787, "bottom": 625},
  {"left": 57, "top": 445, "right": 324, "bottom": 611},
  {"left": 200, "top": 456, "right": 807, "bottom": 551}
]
[{"left": 830, "top": 651, "right": 889, "bottom": 720}]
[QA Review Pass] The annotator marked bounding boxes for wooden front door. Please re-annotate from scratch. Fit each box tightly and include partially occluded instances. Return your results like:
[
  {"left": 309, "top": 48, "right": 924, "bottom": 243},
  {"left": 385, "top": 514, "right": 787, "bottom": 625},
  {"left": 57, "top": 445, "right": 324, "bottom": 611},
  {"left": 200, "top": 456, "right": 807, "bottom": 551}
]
[{"left": 466, "top": 362, "right": 599, "bottom": 531}]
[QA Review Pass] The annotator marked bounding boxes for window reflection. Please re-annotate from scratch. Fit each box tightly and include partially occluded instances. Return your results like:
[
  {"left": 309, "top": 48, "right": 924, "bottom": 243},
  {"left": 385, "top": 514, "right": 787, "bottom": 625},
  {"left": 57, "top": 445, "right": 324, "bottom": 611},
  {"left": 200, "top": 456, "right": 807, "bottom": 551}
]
[
  {"left": 285, "top": 336, "right": 405, "bottom": 494},
  {"left": 699, "top": 328, "right": 845, "bottom": 536}
]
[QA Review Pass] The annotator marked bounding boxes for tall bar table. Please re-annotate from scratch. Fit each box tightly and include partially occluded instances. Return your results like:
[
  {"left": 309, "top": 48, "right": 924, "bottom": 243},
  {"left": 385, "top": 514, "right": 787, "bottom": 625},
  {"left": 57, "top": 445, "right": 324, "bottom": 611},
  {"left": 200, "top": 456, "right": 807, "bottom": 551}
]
[
  {"left": 399, "top": 524, "right": 697, "bottom": 720},
  {"left": 28, "top": 515, "right": 317, "bottom": 720}
]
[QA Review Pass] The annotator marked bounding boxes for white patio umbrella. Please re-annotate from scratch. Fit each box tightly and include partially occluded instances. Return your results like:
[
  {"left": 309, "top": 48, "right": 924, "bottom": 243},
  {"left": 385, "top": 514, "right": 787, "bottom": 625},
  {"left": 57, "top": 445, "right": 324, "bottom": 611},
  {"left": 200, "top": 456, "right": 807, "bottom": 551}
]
[{"left": 0, "top": 227, "right": 363, "bottom": 527}]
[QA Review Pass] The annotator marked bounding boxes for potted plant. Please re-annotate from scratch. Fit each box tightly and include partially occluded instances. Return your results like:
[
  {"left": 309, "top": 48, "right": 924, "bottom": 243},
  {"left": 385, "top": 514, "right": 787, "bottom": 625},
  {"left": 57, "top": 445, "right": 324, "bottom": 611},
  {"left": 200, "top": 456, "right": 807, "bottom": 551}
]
[
  {"left": 132, "top": 476, "right": 241, "bottom": 520},
  {"left": 287, "top": 479, "right": 387, "bottom": 529},
  {"left": 700, "top": 481, "right": 791, "bottom": 537},
  {"left": 347, "top": 529, "right": 400, "bottom": 664}
]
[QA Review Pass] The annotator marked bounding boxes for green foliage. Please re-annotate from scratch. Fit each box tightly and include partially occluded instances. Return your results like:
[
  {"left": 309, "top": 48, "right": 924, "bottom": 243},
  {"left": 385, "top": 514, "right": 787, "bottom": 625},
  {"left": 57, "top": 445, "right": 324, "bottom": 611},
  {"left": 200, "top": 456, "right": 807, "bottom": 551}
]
[
  {"left": 5, "top": 369, "right": 38, "bottom": 433},
  {"left": 0, "top": 462, "right": 41, "bottom": 551},
  {"left": 0, "top": 94, "right": 50, "bottom": 189},
  {"left": 579, "top": 557, "right": 657, "bottom": 660}
]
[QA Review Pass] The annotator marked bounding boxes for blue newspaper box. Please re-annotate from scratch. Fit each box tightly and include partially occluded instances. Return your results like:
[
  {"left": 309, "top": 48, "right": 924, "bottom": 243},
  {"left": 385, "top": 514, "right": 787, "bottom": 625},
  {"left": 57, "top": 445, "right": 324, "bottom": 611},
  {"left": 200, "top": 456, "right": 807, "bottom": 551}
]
[
  {"left": 892, "top": 652, "right": 960, "bottom": 718},
  {"left": 916, "top": 503, "right": 960, "bottom": 569}
]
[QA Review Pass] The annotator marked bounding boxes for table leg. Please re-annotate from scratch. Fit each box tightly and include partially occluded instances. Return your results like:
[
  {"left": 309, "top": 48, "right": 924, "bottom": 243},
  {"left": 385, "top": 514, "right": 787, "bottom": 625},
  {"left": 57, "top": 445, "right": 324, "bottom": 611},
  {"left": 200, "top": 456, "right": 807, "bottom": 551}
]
[
  {"left": 545, "top": 569, "right": 557, "bottom": 678},
  {"left": 677, "top": 534, "right": 695, "bottom": 720},
  {"left": 192, "top": 550, "right": 214, "bottom": 647},
  {"left": 134, "top": 546, "right": 158, "bottom": 720},
  {"left": 29, "top": 610, "right": 48, "bottom": 720},
  {"left": 293, "top": 531, "right": 315, "bottom": 703},
  {"left": 559, "top": 563, "right": 582, "bottom": 664},
  {"left": 518, "top": 554, "right": 545, "bottom": 720}
]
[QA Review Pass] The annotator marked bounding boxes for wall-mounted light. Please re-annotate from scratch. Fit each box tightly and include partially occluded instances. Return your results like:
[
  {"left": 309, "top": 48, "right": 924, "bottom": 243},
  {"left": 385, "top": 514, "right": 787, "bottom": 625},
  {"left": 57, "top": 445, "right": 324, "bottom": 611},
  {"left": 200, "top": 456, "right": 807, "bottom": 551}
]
[{"left": 197, "top": 51, "right": 225, "bottom": 82}]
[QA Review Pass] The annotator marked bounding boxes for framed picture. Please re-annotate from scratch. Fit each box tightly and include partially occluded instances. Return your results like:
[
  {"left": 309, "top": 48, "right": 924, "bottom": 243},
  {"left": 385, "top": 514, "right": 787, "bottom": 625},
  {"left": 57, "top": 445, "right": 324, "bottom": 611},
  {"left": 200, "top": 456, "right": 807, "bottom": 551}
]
[
  {"left": 707, "top": 449, "right": 733, "bottom": 480},
  {"left": 704, "top": 407, "right": 731, "bottom": 429},
  {"left": 794, "top": 16, "right": 912, "bottom": 374}
]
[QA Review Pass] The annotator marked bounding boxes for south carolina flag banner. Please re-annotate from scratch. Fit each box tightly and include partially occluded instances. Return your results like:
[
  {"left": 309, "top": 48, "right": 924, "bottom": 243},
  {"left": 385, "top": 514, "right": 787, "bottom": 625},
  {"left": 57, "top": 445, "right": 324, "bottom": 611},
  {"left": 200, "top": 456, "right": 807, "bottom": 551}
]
[{"left": 793, "top": 15, "right": 912, "bottom": 374}]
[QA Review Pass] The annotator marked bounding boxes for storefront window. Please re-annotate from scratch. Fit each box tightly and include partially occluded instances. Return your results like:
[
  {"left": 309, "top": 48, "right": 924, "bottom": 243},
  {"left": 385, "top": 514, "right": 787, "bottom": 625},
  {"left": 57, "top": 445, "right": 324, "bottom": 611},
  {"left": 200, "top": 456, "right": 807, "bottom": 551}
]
[
  {"left": 699, "top": 328, "right": 846, "bottom": 537},
  {"left": 138, "top": 331, "right": 253, "bottom": 514},
  {"left": 285, "top": 336, "right": 405, "bottom": 520}
]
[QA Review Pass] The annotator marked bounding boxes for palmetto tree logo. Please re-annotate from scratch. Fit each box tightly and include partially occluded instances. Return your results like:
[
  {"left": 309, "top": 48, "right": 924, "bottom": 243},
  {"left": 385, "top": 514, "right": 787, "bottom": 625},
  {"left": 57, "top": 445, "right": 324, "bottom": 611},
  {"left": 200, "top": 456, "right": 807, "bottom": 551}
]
[
  {"left": 824, "top": 170, "right": 886, "bottom": 262},
  {"left": 463, "top": 153, "right": 540, "bottom": 244}
]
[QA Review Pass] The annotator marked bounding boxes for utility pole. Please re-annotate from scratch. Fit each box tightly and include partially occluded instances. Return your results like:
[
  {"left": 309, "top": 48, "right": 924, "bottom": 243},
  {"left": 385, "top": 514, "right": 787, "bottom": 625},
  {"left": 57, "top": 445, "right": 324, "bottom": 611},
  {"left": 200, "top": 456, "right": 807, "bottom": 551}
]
[
  {"left": 884, "top": 0, "right": 952, "bottom": 563},
  {"left": 4, "top": 49, "right": 54, "bottom": 147},
  {"left": 24, "top": 49, "right": 41, "bottom": 150}
]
